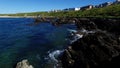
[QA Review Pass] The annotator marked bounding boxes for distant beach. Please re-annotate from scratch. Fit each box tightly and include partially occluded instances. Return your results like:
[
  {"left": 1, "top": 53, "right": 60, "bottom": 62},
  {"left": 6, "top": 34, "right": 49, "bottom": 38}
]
[{"left": 0, "top": 16, "right": 35, "bottom": 18}]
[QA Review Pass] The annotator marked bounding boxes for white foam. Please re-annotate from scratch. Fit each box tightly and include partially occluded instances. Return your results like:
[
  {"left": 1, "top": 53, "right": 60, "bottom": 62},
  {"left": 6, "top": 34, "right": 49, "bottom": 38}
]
[
  {"left": 70, "top": 34, "right": 83, "bottom": 44},
  {"left": 48, "top": 50, "right": 64, "bottom": 63},
  {"left": 68, "top": 29, "right": 96, "bottom": 44},
  {"left": 45, "top": 50, "right": 64, "bottom": 68},
  {"left": 81, "top": 28, "right": 96, "bottom": 34},
  {"left": 81, "top": 28, "right": 87, "bottom": 33},
  {"left": 67, "top": 29, "right": 77, "bottom": 33},
  {"left": 76, "top": 34, "right": 83, "bottom": 38},
  {"left": 68, "top": 29, "right": 83, "bottom": 44}
]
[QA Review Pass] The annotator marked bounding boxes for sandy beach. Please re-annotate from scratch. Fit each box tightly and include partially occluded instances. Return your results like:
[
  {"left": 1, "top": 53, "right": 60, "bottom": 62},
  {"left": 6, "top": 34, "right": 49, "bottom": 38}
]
[{"left": 0, "top": 16, "right": 36, "bottom": 18}]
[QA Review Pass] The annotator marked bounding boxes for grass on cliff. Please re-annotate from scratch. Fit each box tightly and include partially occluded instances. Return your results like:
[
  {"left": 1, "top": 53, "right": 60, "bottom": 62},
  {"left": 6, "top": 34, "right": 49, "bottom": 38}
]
[
  {"left": 48, "top": 4, "right": 120, "bottom": 17},
  {"left": 1, "top": 4, "right": 120, "bottom": 18}
]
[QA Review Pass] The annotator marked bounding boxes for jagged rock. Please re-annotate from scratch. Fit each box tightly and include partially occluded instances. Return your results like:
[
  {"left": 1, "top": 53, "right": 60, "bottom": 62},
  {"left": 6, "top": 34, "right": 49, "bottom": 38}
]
[
  {"left": 16, "top": 59, "right": 34, "bottom": 68},
  {"left": 60, "top": 18, "right": 120, "bottom": 68},
  {"left": 91, "top": 18, "right": 120, "bottom": 35},
  {"left": 60, "top": 31, "right": 120, "bottom": 68},
  {"left": 33, "top": 17, "right": 120, "bottom": 68},
  {"left": 74, "top": 18, "right": 120, "bottom": 36},
  {"left": 75, "top": 18, "right": 97, "bottom": 30}
]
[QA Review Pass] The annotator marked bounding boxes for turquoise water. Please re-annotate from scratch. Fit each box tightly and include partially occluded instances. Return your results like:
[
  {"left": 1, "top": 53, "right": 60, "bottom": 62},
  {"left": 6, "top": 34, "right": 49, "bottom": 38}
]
[{"left": 0, "top": 18, "right": 76, "bottom": 68}]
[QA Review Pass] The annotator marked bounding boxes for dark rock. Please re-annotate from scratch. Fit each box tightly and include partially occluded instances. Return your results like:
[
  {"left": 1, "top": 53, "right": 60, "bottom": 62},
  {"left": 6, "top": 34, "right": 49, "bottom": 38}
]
[
  {"left": 75, "top": 18, "right": 98, "bottom": 30},
  {"left": 91, "top": 18, "right": 120, "bottom": 35},
  {"left": 74, "top": 18, "right": 120, "bottom": 36},
  {"left": 60, "top": 31, "right": 120, "bottom": 68}
]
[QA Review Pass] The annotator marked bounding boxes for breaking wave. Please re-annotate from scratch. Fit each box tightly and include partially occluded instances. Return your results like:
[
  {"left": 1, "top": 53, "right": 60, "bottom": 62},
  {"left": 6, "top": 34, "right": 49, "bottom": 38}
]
[
  {"left": 67, "top": 28, "right": 97, "bottom": 44},
  {"left": 45, "top": 50, "right": 64, "bottom": 68}
]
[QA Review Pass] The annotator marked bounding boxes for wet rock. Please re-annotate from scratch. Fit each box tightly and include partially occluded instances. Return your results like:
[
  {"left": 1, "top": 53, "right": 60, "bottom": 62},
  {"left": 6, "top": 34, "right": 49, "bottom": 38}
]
[
  {"left": 60, "top": 31, "right": 120, "bottom": 68},
  {"left": 16, "top": 59, "right": 34, "bottom": 68}
]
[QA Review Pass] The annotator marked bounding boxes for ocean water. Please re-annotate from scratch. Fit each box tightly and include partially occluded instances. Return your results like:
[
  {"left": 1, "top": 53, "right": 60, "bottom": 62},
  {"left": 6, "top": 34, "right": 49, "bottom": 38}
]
[{"left": 0, "top": 18, "right": 76, "bottom": 68}]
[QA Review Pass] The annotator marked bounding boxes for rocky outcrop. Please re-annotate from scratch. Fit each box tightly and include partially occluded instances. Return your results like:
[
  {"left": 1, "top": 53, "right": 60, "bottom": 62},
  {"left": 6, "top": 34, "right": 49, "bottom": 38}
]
[
  {"left": 60, "top": 31, "right": 120, "bottom": 68},
  {"left": 32, "top": 17, "right": 120, "bottom": 68},
  {"left": 91, "top": 18, "right": 120, "bottom": 36},
  {"left": 16, "top": 60, "right": 34, "bottom": 68},
  {"left": 60, "top": 18, "right": 120, "bottom": 68},
  {"left": 75, "top": 18, "right": 120, "bottom": 35}
]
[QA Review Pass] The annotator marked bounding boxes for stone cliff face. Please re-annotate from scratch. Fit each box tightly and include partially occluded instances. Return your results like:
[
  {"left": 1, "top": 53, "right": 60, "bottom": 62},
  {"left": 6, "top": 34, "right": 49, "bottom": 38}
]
[{"left": 60, "top": 18, "right": 120, "bottom": 68}]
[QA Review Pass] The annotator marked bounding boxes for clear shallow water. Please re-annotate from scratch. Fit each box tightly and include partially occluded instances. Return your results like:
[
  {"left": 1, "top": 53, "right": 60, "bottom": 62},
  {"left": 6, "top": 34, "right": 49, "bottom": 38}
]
[{"left": 0, "top": 18, "right": 76, "bottom": 68}]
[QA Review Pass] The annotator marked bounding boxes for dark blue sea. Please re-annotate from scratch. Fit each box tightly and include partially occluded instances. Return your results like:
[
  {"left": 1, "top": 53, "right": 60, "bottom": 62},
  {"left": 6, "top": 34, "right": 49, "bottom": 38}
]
[{"left": 0, "top": 18, "right": 76, "bottom": 68}]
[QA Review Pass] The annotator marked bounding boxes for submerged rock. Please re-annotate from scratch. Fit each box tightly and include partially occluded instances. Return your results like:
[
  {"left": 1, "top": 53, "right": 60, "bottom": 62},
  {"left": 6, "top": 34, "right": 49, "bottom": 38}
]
[
  {"left": 16, "top": 60, "right": 34, "bottom": 68},
  {"left": 60, "top": 31, "right": 120, "bottom": 68}
]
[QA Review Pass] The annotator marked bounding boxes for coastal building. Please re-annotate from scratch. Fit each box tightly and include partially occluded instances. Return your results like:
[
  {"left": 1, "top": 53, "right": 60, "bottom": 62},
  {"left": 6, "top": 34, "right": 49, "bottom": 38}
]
[
  {"left": 63, "top": 8, "right": 69, "bottom": 11},
  {"left": 69, "top": 8, "right": 80, "bottom": 11},
  {"left": 95, "top": 2, "right": 112, "bottom": 8},
  {"left": 63, "top": 7, "right": 80, "bottom": 11},
  {"left": 51, "top": 0, "right": 118, "bottom": 12},
  {"left": 50, "top": 9, "right": 61, "bottom": 12},
  {"left": 102, "top": 2, "right": 112, "bottom": 7},
  {"left": 117, "top": 0, "right": 120, "bottom": 2},
  {"left": 80, "top": 5, "right": 93, "bottom": 10},
  {"left": 114, "top": 0, "right": 120, "bottom": 4},
  {"left": 69, "top": 8, "right": 76, "bottom": 11},
  {"left": 75, "top": 8, "right": 80, "bottom": 11}
]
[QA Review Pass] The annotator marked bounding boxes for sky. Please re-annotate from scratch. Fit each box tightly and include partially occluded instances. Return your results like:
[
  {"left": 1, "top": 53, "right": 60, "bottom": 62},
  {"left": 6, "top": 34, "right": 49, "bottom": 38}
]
[{"left": 0, "top": 0, "right": 115, "bottom": 14}]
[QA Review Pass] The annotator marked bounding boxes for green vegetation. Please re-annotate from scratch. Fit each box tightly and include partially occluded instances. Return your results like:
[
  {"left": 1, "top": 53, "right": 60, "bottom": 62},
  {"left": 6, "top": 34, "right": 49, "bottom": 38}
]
[
  {"left": 48, "top": 4, "right": 120, "bottom": 18},
  {"left": 1, "top": 4, "right": 120, "bottom": 18},
  {"left": 79, "top": 4, "right": 120, "bottom": 18}
]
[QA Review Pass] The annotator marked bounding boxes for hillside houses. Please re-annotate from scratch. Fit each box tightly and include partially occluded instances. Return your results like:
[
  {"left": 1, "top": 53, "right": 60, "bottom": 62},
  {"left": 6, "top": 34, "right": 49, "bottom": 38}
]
[
  {"left": 50, "top": 0, "right": 120, "bottom": 12},
  {"left": 113, "top": 0, "right": 120, "bottom": 4},
  {"left": 63, "top": 7, "right": 80, "bottom": 11},
  {"left": 62, "top": 5, "right": 93, "bottom": 11},
  {"left": 80, "top": 5, "right": 93, "bottom": 10},
  {"left": 75, "top": 8, "right": 81, "bottom": 11},
  {"left": 117, "top": 0, "right": 120, "bottom": 2},
  {"left": 95, "top": 2, "right": 112, "bottom": 8}
]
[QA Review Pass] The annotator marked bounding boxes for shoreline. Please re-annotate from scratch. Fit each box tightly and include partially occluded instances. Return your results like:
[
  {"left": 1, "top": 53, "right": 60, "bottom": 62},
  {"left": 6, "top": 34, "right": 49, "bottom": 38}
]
[
  {"left": 0, "top": 15, "right": 120, "bottom": 18},
  {"left": 0, "top": 16, "right": 36, "bottom": 18}
]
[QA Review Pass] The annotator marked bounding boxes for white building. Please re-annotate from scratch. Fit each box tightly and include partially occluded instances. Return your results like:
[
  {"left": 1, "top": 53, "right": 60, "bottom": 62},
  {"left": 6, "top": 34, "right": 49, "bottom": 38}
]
[
  {"left": 75, "top": 8, "right": 80, "bottom": 11},
  {"left": 63, "top": 7, "right": 80, "bottom": 11},
  {"left": 50, "top": 9, "right": 61, "bottom": 12},
  {"left": 113, "top": 0, "right": 120, "bottom": 4},
  {"left": 95, "top": 2, "right": 112, "bottom": 8},
  {"left": 81, "top": 5, "right": 93, "bottom": 10},
  {"left": 117, "top": 0, "right": 120, "bottom": 2}
]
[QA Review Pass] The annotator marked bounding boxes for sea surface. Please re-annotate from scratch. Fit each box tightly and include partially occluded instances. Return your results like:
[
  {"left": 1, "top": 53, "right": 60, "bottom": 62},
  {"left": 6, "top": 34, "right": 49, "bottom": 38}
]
[{"left": 0, "top": 18, "right": 76, "bottom": 68}]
